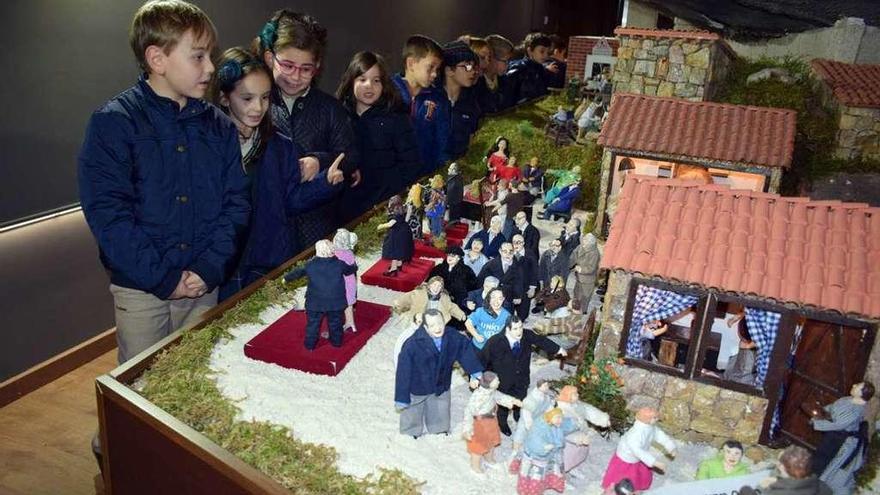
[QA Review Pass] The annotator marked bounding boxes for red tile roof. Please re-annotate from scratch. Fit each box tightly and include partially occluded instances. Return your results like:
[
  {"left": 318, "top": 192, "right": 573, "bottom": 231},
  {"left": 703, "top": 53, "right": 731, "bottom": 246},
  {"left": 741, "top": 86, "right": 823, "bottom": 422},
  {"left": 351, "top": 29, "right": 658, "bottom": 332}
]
[
  {"left": 601, "top": 177, "right": 880, "bottom": 319},
  {"left": 614, "top": 26, "right": 720, "bottom": 41},
  {"left": 598, "top": 94, "right": 797, "bottom": 168},
  {"left": 811, "top": 59, "right": 880, "bottom": 109}
]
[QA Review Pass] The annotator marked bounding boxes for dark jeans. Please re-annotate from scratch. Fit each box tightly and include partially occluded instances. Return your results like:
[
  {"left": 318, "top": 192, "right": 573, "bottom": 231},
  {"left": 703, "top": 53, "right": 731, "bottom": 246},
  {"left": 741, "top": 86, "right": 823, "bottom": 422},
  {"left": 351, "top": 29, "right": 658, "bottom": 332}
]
[{"left": 305, "top": 310, "right": 344, "bottom": 350}]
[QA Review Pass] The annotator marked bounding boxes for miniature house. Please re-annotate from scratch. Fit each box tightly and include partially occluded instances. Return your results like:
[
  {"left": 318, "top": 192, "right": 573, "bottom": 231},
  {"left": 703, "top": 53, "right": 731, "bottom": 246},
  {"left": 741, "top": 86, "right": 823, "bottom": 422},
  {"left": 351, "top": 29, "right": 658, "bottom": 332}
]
[
  {"left": 595, "top": 176, "right": 880, "bottom": 448},
  {"left": 611, "top": 27, "right": 736, "bottom": 102},
  {"left": 595, "top": 93, "right": 797, "bottom": 235},
  {"left": 565, "top": 36, "right": 620, "bottom": 82},
  {"left": 811, "top": 58, "right": 880, "bottom": 160}
]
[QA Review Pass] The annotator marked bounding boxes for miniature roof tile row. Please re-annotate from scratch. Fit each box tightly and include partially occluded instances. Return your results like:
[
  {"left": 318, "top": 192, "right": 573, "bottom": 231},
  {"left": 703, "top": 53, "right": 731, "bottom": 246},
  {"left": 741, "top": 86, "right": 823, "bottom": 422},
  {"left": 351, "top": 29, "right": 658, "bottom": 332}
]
[
  {"left": 601, "top": 177, "right": 880, "bottom": 319},
  {"left": 598, "top": 93, "right": 797, "bottom": 168},
  {"left": 613, "top": 26, "right": 721, "bottom": 41},
  {"left": 811, "top": 59, "right": 880, "bottom": 109}
]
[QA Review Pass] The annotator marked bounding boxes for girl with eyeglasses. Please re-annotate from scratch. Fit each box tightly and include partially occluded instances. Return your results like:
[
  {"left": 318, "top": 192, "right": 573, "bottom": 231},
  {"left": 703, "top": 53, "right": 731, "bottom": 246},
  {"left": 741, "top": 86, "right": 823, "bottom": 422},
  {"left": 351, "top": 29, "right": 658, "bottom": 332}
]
[
  {"left": 255, "top": 10, "right": 359, "bottom": 254},
  {"left": 209, "top": 47, "right": 345, "bottom": 301}
]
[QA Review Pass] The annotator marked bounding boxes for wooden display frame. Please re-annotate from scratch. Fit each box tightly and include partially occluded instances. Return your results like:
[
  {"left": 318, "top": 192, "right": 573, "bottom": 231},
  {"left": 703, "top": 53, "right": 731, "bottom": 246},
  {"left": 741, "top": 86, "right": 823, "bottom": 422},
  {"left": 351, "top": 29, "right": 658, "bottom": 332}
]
[{"left": 94, "top": 207, "right": 383, "bottom": 494}]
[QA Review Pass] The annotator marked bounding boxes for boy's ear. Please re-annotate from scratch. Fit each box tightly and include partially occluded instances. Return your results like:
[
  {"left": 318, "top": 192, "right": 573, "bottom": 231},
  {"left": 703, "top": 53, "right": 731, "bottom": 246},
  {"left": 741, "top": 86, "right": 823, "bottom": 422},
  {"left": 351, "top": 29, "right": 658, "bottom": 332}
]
[
  {"left": 144, "top": 45, "right": 167, "bottom": 75},
  {"left": 219, "top": 94, "right": 229, "bottom": 108},
  {"left": 405, "top": 56, "right": 415, "bottom": 72}
]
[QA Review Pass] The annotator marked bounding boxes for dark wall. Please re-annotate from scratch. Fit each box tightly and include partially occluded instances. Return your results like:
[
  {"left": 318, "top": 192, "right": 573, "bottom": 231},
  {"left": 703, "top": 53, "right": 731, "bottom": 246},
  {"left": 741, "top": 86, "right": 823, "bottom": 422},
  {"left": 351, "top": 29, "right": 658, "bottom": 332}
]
[
  {"left": 0, "top": 0, "right": 557, "bottom": 381},
  {"left": 0, "top": 0, "right": 552, "bottom": 226}
]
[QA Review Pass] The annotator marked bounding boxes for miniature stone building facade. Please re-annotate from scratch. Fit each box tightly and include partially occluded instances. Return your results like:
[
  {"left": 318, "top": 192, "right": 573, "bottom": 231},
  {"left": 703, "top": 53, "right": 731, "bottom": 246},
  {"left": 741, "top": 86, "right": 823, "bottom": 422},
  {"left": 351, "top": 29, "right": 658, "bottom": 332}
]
[
  {"left": 595, "top": 176, "right": 880, "bottom": 447},
  {"left": 611, "top": 27, "right": 735, "bottom": 102},
  {"left": 812, "top": 58, "right": 880, "bottom": 160}
]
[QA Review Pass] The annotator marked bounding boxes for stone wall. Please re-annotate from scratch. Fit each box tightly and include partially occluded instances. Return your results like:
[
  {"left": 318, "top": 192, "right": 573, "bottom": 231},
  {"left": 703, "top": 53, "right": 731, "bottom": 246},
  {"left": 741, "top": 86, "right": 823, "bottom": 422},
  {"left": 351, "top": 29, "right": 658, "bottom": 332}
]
[
  {"left": 612, "top": 34, "right": 734, "bottom": 102},
  {"left": 834, "top": 105, "right": 880, "bottom": 160},
  {"left": 596, "top": 271, "right": 771, "bottom": 447}
]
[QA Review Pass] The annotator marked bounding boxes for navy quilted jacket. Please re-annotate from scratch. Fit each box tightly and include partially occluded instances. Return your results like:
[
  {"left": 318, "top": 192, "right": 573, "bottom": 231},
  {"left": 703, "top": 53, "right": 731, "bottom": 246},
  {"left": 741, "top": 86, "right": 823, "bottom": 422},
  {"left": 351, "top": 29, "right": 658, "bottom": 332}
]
[
  {"left": 391, "top": 74, "right": 451, "bottom": 176},
  {"left": 78, "top": 76, "right": 250, "bottom": 299}
]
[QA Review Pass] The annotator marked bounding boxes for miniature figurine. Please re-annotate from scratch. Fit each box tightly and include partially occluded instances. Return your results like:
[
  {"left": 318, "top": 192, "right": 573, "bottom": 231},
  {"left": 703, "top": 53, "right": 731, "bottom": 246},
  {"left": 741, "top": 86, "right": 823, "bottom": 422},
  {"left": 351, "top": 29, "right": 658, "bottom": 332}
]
[
  {"left": 465, "top": 215, "right": 507, "bottom": 259},
  {"left": 559, "top": 218, "right": 582, "bottom": 257},
  {"left": 476, "top": 242, "right": 524, "bottom": 309},
  {"left": 486, "top": 136, "right": 511, "bottom": 177},
  {"left": 543, "top": 166, "right": 580, "bottom": 205},
  {"left": 425, "top": 175, "right": 446, "bottom": 238},
  {"left": 513, "top": 211, "right": 540, "bottom": 260},
  {"left": 740, "top": 446, "right": 832, "bottom": 495},
  {"left": 511, "top": 233, "right": 539, "bottom": 321},
  {"left": 405, "top": 183, "right": 424, "bottom": 241},
  {"left": 723, "top": 323, "right": 758, "bottom": 385},
  {"left": 509, "top": 379, "right": 557, "bottom": 473},
  {"left": 332, "top": 228, "right": 359, "bottom": 332},
  {"left": 541, "top": 184, "right": 581, "bottom": 221},
  {"left": 601, "top": 407, "right": 676, "bottom": 491},
  {"left": 495, "top": 155, "right": 523, "bottom": 183},
  {"left": 463, "top": 237, "right": 489, "bottom": 277},
  {"left": 480, "top": 316, "right": 566, "bottom": 436},
  {"left": 378, "top": 195, "right": 414, "bottom": 277},
  {"left": 517, "top": 407, "right": 571, "bottom": 494},
  {"left": 283, "top": 240, "right": 358, "bottom": 350},
  {"left": 557, "top": 385, "right": 610, "bottom": 473},
  {"left": 532, "top": 275, "right": 574, "bottom": 336},
  {"left": 538, "top": 239, "right": 570, "bottom": 290},
  {"left": 462, "top": 371, "right": 523, "bottom": 473},
  {"left": 552, "top": 105, "right": 569, "bottom": 124},
  {"left": 522, "top": 157, "right": 544, "bottom": 196},
  {"left": 575, "top": 96, "right": 602, "bottom": 142},
  {"left": 695, "top": 440, "right": 750, "bottom": 480},
  {"left": 393, "top": 276, "right": 467, "bottom": 362},
  {"left": 569, "top": 233, "right": 599, "bottom": 312},
  {"left": 429, "top": 246, "right": 476, "bottom": 308},
  {"left": 810, "top": 381, "right": 873, "bottom": 494},
  {"left": 446, "top": 162, "right": 464, "bottom": 225},
  {"left": 466, "top": 276, "right": 499, "bottom": 313},
  {"left": 465, "top": 288, "right": 511, "bottom": 350},
  {"left": 395, "top": 309, "right": 483, "bottom": 437}
]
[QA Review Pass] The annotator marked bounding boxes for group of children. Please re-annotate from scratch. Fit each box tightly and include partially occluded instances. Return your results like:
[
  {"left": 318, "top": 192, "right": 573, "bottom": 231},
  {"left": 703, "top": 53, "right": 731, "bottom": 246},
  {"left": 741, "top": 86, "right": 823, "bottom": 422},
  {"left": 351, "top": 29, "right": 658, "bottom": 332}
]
[{"left": 77, "top": 0, "right": 573, "bottom": 366}]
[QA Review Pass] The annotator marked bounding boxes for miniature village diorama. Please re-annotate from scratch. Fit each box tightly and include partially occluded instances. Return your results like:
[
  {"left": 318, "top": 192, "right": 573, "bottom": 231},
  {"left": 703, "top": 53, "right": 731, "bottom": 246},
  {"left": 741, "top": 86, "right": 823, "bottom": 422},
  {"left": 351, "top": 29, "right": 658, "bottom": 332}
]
[{"left": 116, "top": 5, "right": 880, "bottom": 495}]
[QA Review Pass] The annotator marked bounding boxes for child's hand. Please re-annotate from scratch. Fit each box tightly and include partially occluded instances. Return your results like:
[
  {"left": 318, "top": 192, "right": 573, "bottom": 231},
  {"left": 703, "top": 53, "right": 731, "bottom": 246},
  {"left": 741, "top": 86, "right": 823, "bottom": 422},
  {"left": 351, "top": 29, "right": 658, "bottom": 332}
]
[
  {"left": 326, "top": 153, "right": 345, "bottom": 185},
  {"left": 183, "top": 271, "right": 207, "bottom": 297},
  {"left": 169, "top": 272, "right": 191, "bottom": 300},
  {"left": 299, "top": 156, "right": 320, "bottom": 182}
]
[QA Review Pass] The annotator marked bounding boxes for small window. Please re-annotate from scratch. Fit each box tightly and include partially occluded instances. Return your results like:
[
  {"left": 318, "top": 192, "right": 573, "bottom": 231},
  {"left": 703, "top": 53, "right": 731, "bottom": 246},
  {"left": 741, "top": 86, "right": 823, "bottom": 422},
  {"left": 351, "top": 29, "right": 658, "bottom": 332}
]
[
  {"left": 620, "top": 281, "right": 705, "bottom": 378},
  {"left": 657, "top": 13, "right": 675, "bottom": 30}
]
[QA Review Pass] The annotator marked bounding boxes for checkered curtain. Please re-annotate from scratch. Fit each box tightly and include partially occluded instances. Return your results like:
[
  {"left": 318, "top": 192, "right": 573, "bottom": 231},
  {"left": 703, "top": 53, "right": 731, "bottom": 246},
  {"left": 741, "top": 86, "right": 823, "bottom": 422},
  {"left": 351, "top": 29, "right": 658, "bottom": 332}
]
[
  {"left": 744, "top": 307, "right": 782, "bottom": 387},
  {"left": 625, "top": 285, "right": 699, "bottom": 359}
]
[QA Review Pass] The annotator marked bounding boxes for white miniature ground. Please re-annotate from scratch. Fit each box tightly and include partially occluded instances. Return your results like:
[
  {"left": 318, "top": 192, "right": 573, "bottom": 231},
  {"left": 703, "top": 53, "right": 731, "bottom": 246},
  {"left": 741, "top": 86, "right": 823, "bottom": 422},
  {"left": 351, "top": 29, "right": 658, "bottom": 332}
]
[{"left": 208, "top": 208, "right": 746, "bottom": 494}]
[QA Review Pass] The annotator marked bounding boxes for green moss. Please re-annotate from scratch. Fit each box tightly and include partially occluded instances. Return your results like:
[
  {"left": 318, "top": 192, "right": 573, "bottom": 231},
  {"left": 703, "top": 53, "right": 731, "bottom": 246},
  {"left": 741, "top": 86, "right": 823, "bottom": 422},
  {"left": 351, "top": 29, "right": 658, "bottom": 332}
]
[
  {"left": 714, "top": 56, "right": 880, "bottom": 192},
  {"left": 139, "top": 265, "right": 422, "bottom": 494},
  {"left": 458, "top": 94, "right": 604, "bottom": 212}
]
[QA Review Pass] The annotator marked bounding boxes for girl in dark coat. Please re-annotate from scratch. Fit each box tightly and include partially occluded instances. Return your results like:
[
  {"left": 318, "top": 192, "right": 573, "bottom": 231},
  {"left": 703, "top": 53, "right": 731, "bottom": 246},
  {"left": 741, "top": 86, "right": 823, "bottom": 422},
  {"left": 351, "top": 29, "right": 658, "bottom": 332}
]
[
  {"left": 258, "top": 10, "right": 359, "bottom": 250},
  {"left": 336, "top": 51, "right": 422, "bottom": 224},
  {"left": 480, "top": 316, "right": 566, "bottom": 435},
  {"left": 211, "top": 47, "right": 345, "bottom": 301},
  {"left": 378, "top": 195, "right": 414, "bottom": 276},
  {"left": 283, "top": 240, "right": 357, "bottom": 349}
]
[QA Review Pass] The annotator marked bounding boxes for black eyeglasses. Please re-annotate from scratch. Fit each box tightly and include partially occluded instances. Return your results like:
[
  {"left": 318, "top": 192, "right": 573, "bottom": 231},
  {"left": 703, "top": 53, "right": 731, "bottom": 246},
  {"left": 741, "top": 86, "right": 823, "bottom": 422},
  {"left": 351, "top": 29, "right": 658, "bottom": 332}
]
[{"left": 456, "top": 62, "right": 476, "bottom": 73}]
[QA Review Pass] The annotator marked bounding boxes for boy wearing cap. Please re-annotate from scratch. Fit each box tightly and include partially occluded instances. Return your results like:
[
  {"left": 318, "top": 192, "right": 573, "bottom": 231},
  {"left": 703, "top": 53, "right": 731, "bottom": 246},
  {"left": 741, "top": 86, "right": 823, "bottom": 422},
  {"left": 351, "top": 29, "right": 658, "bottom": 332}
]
[{"left": 440, "top": 40, "right": 482, "bottom": 160}]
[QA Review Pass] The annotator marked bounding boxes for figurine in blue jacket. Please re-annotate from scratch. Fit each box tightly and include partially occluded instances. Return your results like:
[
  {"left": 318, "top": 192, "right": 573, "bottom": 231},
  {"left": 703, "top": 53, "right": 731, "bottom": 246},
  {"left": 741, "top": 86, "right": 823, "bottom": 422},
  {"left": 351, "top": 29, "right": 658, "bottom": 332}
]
[
  {"left": 284, "top": 240, "right": 357, "bottom": 350},
  {"left": 395, "top": 309, "right": 483, "bottom": 437}
]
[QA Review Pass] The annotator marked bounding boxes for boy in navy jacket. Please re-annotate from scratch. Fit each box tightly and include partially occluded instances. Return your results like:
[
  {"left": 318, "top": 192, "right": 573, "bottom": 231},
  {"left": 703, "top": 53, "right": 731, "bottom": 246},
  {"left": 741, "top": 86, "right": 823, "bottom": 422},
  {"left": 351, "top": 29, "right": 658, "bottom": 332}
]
[
  {"left": 505, "top": 33, "right": 555, "bottom": 104},
  {"left": 395, "top": 309, "right": 483, "bottom": 437},
  {"left": 284, "top": 240, "right": 357, "bottom": 349},
  {"left": 392, "top": 35, "right": 450, "bottom": 176},
  {"left": 78, "top": 0, "right": 250, "bottom": 365},
  {"left": 439, "top": 40, "right": 482, "bottom": 161}
]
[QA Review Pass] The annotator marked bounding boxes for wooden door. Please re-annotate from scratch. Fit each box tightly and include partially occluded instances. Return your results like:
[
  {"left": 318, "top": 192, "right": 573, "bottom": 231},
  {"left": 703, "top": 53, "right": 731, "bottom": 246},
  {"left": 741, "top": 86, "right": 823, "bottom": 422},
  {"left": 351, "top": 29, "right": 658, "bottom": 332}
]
[{"left": 776, "top": 319, "right": 873, "bottom": 449}]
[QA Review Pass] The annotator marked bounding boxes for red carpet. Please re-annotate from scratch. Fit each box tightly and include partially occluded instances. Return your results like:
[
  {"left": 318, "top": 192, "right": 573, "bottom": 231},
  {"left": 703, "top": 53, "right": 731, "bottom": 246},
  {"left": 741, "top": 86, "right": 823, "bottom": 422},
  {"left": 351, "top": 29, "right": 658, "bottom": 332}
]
[
  {"left": 446, "top": 223, "right": 468, "bottom": 240},
  {"left": 360, "top": 257, "right": 435, "bottom": 292},
  {"left": 244, "top": 300, "right": 392, "bottom": 376},
  {"left": 414, "top": 240, "right": 446, "bottom": 259}
]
